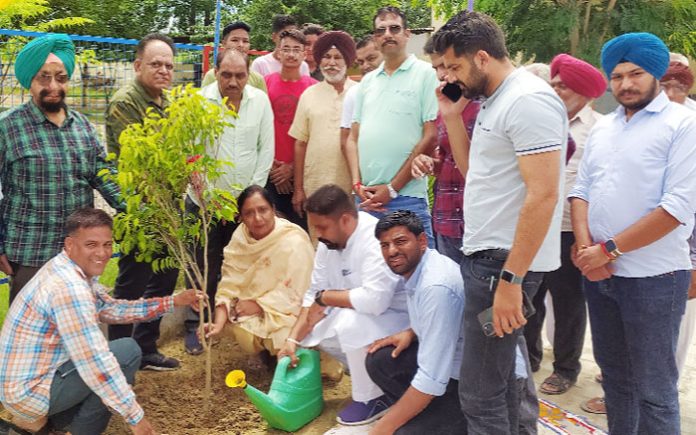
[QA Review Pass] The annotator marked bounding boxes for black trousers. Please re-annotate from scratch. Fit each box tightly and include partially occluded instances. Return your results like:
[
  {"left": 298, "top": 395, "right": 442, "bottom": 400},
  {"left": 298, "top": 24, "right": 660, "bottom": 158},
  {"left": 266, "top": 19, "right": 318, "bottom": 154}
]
[
  {"left": 524, "top": 231, "right": 587, "bottom": 381},
  {"left": 265, "top": 181, "right": 307, "bottom": 230},
  {"left": 7, "top": 261, "right": 42, "bottom": 305},
  {"left": 183, "top": 198, "right": 237, "bottom": 331},
  {"left": 365, "top": 343, "right": 467, "bottom": 435},
  {"left": 107, "top": 250, "right": 179, "bottom": 355}
]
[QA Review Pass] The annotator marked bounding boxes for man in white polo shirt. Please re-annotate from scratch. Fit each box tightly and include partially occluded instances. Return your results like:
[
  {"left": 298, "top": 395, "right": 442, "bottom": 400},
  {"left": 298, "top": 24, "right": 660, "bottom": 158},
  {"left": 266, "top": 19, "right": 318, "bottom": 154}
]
[{"left": 433, "top": 10, "right": 567, "bottom": 433}]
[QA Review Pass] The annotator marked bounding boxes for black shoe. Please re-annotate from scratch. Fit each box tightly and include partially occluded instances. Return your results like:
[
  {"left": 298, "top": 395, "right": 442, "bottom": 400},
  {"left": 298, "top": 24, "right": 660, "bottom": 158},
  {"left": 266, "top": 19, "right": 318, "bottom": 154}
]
[{"left": 140, "top": 352, "right": 180, "bottom": 371}]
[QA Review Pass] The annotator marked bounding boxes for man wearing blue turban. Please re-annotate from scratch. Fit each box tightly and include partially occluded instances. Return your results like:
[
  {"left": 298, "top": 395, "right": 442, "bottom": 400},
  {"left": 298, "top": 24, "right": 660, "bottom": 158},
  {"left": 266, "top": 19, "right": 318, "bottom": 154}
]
[
  {"left": 0, "top": 34, "right": 123, "bottom": 305},
  {"left": 569, "top": 32, "right": 696, "bottom": 434}
]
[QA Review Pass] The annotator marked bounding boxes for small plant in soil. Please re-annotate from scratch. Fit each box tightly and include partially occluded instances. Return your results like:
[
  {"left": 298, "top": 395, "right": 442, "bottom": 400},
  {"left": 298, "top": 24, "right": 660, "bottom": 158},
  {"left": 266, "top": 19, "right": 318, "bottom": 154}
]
[{"left": 101, "top": 83, "right": 238, "bottom": 402}]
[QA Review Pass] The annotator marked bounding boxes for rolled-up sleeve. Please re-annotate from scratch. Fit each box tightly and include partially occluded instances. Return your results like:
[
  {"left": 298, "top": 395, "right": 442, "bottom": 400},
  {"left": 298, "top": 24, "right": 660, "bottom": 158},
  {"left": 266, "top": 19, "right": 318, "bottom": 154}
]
[
  {"left": 348, "top": 247, "right": 399, "bottom": 315},
  {"left": 411, "top": 285, "right": 463, "bottom": 396},
  {"left": 658, "top": 117, "right": 696, "bottom": 225}
]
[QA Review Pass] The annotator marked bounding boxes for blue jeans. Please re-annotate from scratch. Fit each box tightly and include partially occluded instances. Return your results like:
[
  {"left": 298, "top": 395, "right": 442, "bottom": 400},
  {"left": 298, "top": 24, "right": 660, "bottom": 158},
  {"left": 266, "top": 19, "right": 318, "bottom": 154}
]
[
  {"left": 436, "top": 233, "right": 463, "bottom": 264},
  {"left": 584, "top": 271, "right": 688, "bottom": 435},
  {"left": 458, "top": 250, "right": 542, "bottom": 435},
  {"left": 362, "top": 195, "right": 434, "bottom": 248},
  {"left": 48, "top": 338, "right": 142, "bottom": 435}
]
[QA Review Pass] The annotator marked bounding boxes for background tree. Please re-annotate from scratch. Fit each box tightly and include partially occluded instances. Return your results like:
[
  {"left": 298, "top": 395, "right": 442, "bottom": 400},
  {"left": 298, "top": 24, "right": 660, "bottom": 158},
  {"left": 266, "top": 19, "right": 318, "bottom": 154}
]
[{"left": 429, "top": 0, "right": 696, "bottom": 64}]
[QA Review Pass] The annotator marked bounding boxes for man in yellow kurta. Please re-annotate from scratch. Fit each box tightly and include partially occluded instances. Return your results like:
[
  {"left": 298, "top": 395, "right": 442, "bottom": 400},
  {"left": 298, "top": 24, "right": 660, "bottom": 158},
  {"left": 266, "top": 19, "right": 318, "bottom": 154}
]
[{"left": 290, "top": 31, "right": 357, "bottom": 218}]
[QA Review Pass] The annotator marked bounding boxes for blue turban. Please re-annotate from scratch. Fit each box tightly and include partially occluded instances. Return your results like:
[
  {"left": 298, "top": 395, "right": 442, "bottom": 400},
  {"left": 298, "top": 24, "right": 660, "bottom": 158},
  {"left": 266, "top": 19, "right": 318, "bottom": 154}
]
[
  {"left": 601, "top": 32, "right": 669, "bottom": 80},
  {"left": 15, "top": 34, "right": 75, "bottom": 89}
]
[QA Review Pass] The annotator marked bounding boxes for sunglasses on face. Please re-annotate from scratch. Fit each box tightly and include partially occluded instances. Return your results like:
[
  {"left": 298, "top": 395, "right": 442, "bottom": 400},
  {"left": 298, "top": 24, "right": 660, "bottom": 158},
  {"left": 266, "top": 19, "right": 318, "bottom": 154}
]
[
  {"left": 373, "top": 25, "right": 403, "bottom": 36},
  {"left": 35, "top": 73, "right": 69, "bottom": 85}
]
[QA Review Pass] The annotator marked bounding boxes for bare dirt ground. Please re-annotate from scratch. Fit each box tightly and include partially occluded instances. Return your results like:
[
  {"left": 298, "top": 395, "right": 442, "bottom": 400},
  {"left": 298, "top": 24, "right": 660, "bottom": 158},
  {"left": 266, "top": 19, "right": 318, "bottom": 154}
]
[{"left": 104, "top": 334, "right": 353, "bottom": 435}]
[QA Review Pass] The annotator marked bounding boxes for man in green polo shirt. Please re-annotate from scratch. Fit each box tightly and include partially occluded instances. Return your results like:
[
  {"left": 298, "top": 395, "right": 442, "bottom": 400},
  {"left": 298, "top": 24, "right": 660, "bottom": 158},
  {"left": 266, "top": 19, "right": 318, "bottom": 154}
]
[
  {"left": 105, "top": 33, "right": 181, "bottom": 371},
  {"left": 345, "top": 6, "right": 439, "bottom": 247}
]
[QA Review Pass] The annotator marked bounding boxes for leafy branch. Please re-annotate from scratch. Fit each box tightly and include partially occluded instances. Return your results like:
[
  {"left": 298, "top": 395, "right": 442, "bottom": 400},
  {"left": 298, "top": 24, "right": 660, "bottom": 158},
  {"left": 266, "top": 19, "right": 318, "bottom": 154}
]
[{"left": 102, "top": 84, "right": 238, "bottom": 401}]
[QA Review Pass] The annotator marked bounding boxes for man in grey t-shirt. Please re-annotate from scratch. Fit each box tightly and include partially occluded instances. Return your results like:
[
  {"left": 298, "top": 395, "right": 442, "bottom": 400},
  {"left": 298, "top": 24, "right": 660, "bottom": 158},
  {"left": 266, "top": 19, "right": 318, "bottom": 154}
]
[{"left": 432, "top": 11, "right": 567, "bottom": 434}]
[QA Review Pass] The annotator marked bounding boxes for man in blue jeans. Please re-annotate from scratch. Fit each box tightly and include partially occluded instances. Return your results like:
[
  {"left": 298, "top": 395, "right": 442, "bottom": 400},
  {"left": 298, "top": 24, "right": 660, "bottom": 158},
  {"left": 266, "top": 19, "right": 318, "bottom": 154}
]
[
  {"left": 344, "top": 6, "right": 439, "bottom": 246},
  {"left": 569, "top": 32, "right": 696, "bottom": 434},
  {"left": 0, "top": 208, "right": 203, "bottom": 434},
  {"left": 433, "top": 10, "right": 567, "bottom": 434}
]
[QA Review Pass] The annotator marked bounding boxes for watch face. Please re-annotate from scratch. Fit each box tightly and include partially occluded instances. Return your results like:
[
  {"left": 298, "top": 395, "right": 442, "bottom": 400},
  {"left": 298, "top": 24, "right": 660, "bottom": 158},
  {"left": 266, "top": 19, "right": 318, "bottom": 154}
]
[{"left": 605, "top": 239, "right": 617, "bottom": 253}]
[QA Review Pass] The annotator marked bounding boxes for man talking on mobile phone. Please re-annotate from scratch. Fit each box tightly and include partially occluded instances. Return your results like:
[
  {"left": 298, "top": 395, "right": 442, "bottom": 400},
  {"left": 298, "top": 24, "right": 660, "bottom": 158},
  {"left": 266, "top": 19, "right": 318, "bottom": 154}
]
[{"left": 432, "top": 10, "right": 567, "bottom": 434}]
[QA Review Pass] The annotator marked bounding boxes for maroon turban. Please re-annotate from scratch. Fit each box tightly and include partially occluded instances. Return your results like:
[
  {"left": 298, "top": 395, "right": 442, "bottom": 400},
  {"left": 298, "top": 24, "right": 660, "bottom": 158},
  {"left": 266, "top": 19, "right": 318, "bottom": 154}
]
[
  {"left": 550, "top": 54, "right": 607, "bottom": 99},
  {"left": 661, "top": 61, "right": 694, "bottom": 89},
  {"left": 313, "top": 31, "right": 356, "bottom": 67}
]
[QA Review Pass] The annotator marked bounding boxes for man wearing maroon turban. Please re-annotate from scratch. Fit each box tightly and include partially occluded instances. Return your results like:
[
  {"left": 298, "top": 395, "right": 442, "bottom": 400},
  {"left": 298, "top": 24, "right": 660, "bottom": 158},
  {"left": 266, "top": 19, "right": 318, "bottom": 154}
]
[
  {"left": 289, "top": 31, "right": 357, "bottom": 227},
  {"left": 660, "top": 61, "right": 696, "bottom": 110},
  {"left": 524, "top": 53, "right": 606, "bottom": 397}
]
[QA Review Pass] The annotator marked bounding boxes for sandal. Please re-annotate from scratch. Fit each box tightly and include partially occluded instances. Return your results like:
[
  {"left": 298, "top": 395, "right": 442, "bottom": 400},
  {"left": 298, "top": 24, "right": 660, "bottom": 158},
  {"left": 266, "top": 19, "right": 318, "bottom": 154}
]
[
  {"left": 580, "top": 396, "right": 606, "bottom": 414},
  {"left": 539, "top": 372, "right": 574, "bottom": 395}
]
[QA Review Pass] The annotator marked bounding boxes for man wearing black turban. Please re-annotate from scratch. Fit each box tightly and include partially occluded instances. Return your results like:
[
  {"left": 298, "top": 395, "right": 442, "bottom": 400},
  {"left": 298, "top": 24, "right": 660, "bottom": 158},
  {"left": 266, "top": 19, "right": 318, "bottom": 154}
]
[{"left": 0, "top": 34, "right": 123, "bottom": 304}]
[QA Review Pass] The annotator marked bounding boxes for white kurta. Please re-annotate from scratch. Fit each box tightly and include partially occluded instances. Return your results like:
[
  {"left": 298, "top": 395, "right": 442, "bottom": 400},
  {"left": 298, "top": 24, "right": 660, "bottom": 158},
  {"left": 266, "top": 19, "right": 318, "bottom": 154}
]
[{"left": 301, "top": 212, "right": 409, "bottom": 351}]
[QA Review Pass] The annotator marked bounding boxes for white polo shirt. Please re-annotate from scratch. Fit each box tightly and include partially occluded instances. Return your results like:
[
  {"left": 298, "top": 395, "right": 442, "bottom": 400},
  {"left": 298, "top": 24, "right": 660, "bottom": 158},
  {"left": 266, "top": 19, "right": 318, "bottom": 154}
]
[{"left": 463, "top": 68, "right": 568, "bottom": 272}]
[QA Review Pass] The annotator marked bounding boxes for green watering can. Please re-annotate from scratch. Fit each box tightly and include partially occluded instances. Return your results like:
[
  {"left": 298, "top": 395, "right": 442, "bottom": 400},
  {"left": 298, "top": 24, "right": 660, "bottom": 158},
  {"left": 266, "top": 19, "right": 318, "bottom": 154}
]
[{"left": 226, "top": 348, "right": 324, "bottom": 432}]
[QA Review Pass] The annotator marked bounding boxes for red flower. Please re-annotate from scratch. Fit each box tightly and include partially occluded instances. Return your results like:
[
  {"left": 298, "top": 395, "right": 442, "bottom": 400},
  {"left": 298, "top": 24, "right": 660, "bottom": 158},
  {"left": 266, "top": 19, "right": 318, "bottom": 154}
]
[{"left": 187, "top": 154, "right": 202, "bottom": 164}]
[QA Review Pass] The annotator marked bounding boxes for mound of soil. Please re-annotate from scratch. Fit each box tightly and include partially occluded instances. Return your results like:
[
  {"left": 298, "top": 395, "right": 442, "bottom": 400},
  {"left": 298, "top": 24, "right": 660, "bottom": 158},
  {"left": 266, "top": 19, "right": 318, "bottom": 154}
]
[{"left": 104, "top": 334, "right": 353, "bottom": 435}]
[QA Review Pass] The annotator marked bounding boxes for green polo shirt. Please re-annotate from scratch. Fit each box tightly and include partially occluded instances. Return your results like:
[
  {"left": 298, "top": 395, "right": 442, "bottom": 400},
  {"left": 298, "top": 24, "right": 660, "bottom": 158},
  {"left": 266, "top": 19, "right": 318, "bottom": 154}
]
[
  {"left": 201, "top": 69, "right": 267, "bottom": 93},
  {"left": 353, "top": 54, "right": 439, "bottom": 198},
  {"left": 105, "top": 80, "right": 169, "bottom": 158}
]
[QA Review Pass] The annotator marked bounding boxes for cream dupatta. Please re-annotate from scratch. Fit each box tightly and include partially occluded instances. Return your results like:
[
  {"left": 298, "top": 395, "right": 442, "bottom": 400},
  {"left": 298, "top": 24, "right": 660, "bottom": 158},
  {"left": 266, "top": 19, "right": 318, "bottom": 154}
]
[{"left": 216, "top": 217, "right": 314, "bottom": 349}]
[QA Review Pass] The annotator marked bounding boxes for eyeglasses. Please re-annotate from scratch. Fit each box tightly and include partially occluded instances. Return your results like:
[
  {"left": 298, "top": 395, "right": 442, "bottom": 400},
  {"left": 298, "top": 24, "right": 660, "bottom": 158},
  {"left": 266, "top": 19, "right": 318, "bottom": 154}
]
[
  {"left": 280, "top": 48, "right": 304, "bottom": 55},
  {"left": 374, "top": 25, "right": 403, "bottom": 36},
  {"left": 660, "top": 82, "right": 689, "bottom": 94},
  {"left": 146, "top": 61, "right": 174, "bottom": 71},
  {"left": 35, "top": 73, "right": 69, "bottom": 85}
]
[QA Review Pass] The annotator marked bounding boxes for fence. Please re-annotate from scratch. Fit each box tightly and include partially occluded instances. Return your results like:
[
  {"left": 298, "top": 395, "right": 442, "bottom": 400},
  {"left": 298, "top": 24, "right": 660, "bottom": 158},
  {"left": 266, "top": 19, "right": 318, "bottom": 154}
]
[{"left": 0, "top": 29, "right": 207, "bottom": 134}]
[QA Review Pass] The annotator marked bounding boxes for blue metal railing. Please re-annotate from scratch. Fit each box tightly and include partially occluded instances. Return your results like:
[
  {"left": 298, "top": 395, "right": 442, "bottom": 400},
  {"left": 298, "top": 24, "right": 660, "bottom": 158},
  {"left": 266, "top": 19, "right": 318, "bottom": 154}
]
[{"left": 0, "top": 28, "right": 206, "bottom": 134}]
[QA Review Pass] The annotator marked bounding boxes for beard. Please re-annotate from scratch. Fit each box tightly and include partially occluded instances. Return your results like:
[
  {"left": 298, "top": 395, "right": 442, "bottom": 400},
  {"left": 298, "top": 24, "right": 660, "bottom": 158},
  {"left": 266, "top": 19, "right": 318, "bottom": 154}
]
[
  {"left": 321, "top": 67, "right": 346, "bottom": 85},
  {"left": 617, "top": 80, "right": 658, "bottom": 113},
  {"left": 38, "top": 89, "right": 66, "bottom": 113},
  {"left": 458, "top": 63, "right": 488, "bottom": 100},
  {"left": 318, "top": 237, "right": 343, "bottom": 250}
]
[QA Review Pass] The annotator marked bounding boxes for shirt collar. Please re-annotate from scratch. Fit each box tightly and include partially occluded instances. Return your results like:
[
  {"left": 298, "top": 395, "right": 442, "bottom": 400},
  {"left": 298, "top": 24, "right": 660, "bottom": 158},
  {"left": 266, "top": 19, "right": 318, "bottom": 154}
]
[
  {"left": 201, "top": 81, "right": 253, "bottom": 107},
  {"left": 404, "top": 248, "right": 433, "bottom": 295},
  {"left": 26, "top": 99, "right": 76, "bottom": 127},
  {"left": 571, "top": 104, "right": 595, "bottom": 125},
  {"left": 615, "top": 90, "right": 670, "bottom": 119},
  {"left": 376, "top": 54, "right": 417, "bottom": 76},
  {"left": 133, "top": 80, "right": 168, "bottom": 108},
  {"left": 484, "top": 67, "right": 523, "bottom": 104},
  {"left": 58, "top": 250, "right": 98, "bottom": 285}
]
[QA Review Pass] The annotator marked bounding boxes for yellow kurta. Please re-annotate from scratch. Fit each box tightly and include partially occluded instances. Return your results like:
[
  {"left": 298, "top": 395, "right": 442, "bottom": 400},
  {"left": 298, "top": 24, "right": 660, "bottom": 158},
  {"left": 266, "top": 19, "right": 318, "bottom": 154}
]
[
  {"left": 216, "top": 217, "right": 314, "bottom": 350},
  {"left": 289, "top": 79, "right": 355, "bottom": 196}
]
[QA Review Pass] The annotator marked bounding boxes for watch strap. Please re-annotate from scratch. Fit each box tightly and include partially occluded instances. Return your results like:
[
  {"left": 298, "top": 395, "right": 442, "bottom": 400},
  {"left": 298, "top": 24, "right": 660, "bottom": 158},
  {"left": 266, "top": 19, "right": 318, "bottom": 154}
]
[
  {"left": 500, "top": 269, "right": 524, "bottom": 285},
  {"left": 314, "top": 290, "right": 326, "bottom": 307},
  {"left": 387, "top": 183, "right": 398, "bottom": 199}
]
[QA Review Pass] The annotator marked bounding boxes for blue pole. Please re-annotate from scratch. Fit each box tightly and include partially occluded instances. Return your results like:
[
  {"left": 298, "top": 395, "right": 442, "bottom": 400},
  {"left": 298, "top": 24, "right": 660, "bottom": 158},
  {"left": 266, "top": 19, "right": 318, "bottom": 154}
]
[
  {"left": 213, "top": 0, "right": 222, "bottom": 66},
  {"left": 468, "top": 0, "right": 474, "bottom": 11}
]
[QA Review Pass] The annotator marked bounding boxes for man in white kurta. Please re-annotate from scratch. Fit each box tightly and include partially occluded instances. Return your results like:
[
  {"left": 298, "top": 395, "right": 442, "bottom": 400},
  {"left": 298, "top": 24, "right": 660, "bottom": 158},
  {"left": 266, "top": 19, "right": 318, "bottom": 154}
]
[{"left": 278, "top": 184, "right": 409, "bottom": 426}]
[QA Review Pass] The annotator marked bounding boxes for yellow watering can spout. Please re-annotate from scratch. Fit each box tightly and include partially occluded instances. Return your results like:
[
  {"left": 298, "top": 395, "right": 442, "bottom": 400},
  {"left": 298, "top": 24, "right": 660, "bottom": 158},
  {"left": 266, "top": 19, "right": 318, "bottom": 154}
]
[{"left": 225, "top": 369, "right": 247, "bottom": 388}]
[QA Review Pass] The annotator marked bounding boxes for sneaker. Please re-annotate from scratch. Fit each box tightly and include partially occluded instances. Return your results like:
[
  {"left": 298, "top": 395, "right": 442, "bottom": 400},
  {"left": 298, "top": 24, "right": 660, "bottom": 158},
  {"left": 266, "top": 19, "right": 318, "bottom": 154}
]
[
  {"left": 140, "top": 352, "right": 180, "bottom": 371},
  {"left": 336, "top": 395, "right": 391, "bottom": 426},
  {"left": 184, "top": 329, "right": 204, "bottom": 355}
]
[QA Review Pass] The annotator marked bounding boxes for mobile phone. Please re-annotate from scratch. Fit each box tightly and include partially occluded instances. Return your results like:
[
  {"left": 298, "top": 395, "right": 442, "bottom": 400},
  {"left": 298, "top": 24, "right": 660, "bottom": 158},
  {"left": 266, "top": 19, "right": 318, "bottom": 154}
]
[
  {"left": 477, "top": 287, "right": 536, "bottom": 337},
  {"left": 442, "top": 83, "right": 462, "bottom": 102}
]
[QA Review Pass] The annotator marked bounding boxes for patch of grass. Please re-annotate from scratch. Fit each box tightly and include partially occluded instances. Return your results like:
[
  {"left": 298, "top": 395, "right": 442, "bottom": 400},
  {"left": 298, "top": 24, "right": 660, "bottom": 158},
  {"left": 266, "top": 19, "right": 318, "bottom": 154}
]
[{"left": 0, "top": 274, "right": 8, "bottom": 327}]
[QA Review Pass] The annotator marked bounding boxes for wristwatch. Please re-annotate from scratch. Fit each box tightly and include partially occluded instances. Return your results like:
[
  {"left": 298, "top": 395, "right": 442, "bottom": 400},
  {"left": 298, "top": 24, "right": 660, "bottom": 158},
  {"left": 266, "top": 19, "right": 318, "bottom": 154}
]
[
  {"left": 499, "top": 269, "right": 524, "bottom": 285},
  {"left": 387, "top": 183, "right": 398, "bottom": 199},
  {"left": 604, "top": 238, "right": 623, "bottom": 259},
  {"left": 314, "top": 290, "right": 326, "bottom": 307}
]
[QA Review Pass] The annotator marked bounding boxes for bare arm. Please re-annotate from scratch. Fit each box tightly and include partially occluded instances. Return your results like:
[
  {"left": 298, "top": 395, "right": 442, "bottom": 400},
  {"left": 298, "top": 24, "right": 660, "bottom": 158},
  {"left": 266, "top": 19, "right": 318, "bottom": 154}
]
[
  {"left": 317, "top": 289, "right": 352, "bottom": 308},
  {"left": 292, "top": 139, "right": 308, "bottom": 216},
  {"left": 344, "top": 123, "right": 364, "bottom": 198},
  {"left": 492, "top": 151, "right": 561, "bottom": 337},
  {"left": 370, "top": 387, "right": 434, "bottom": 435}
]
